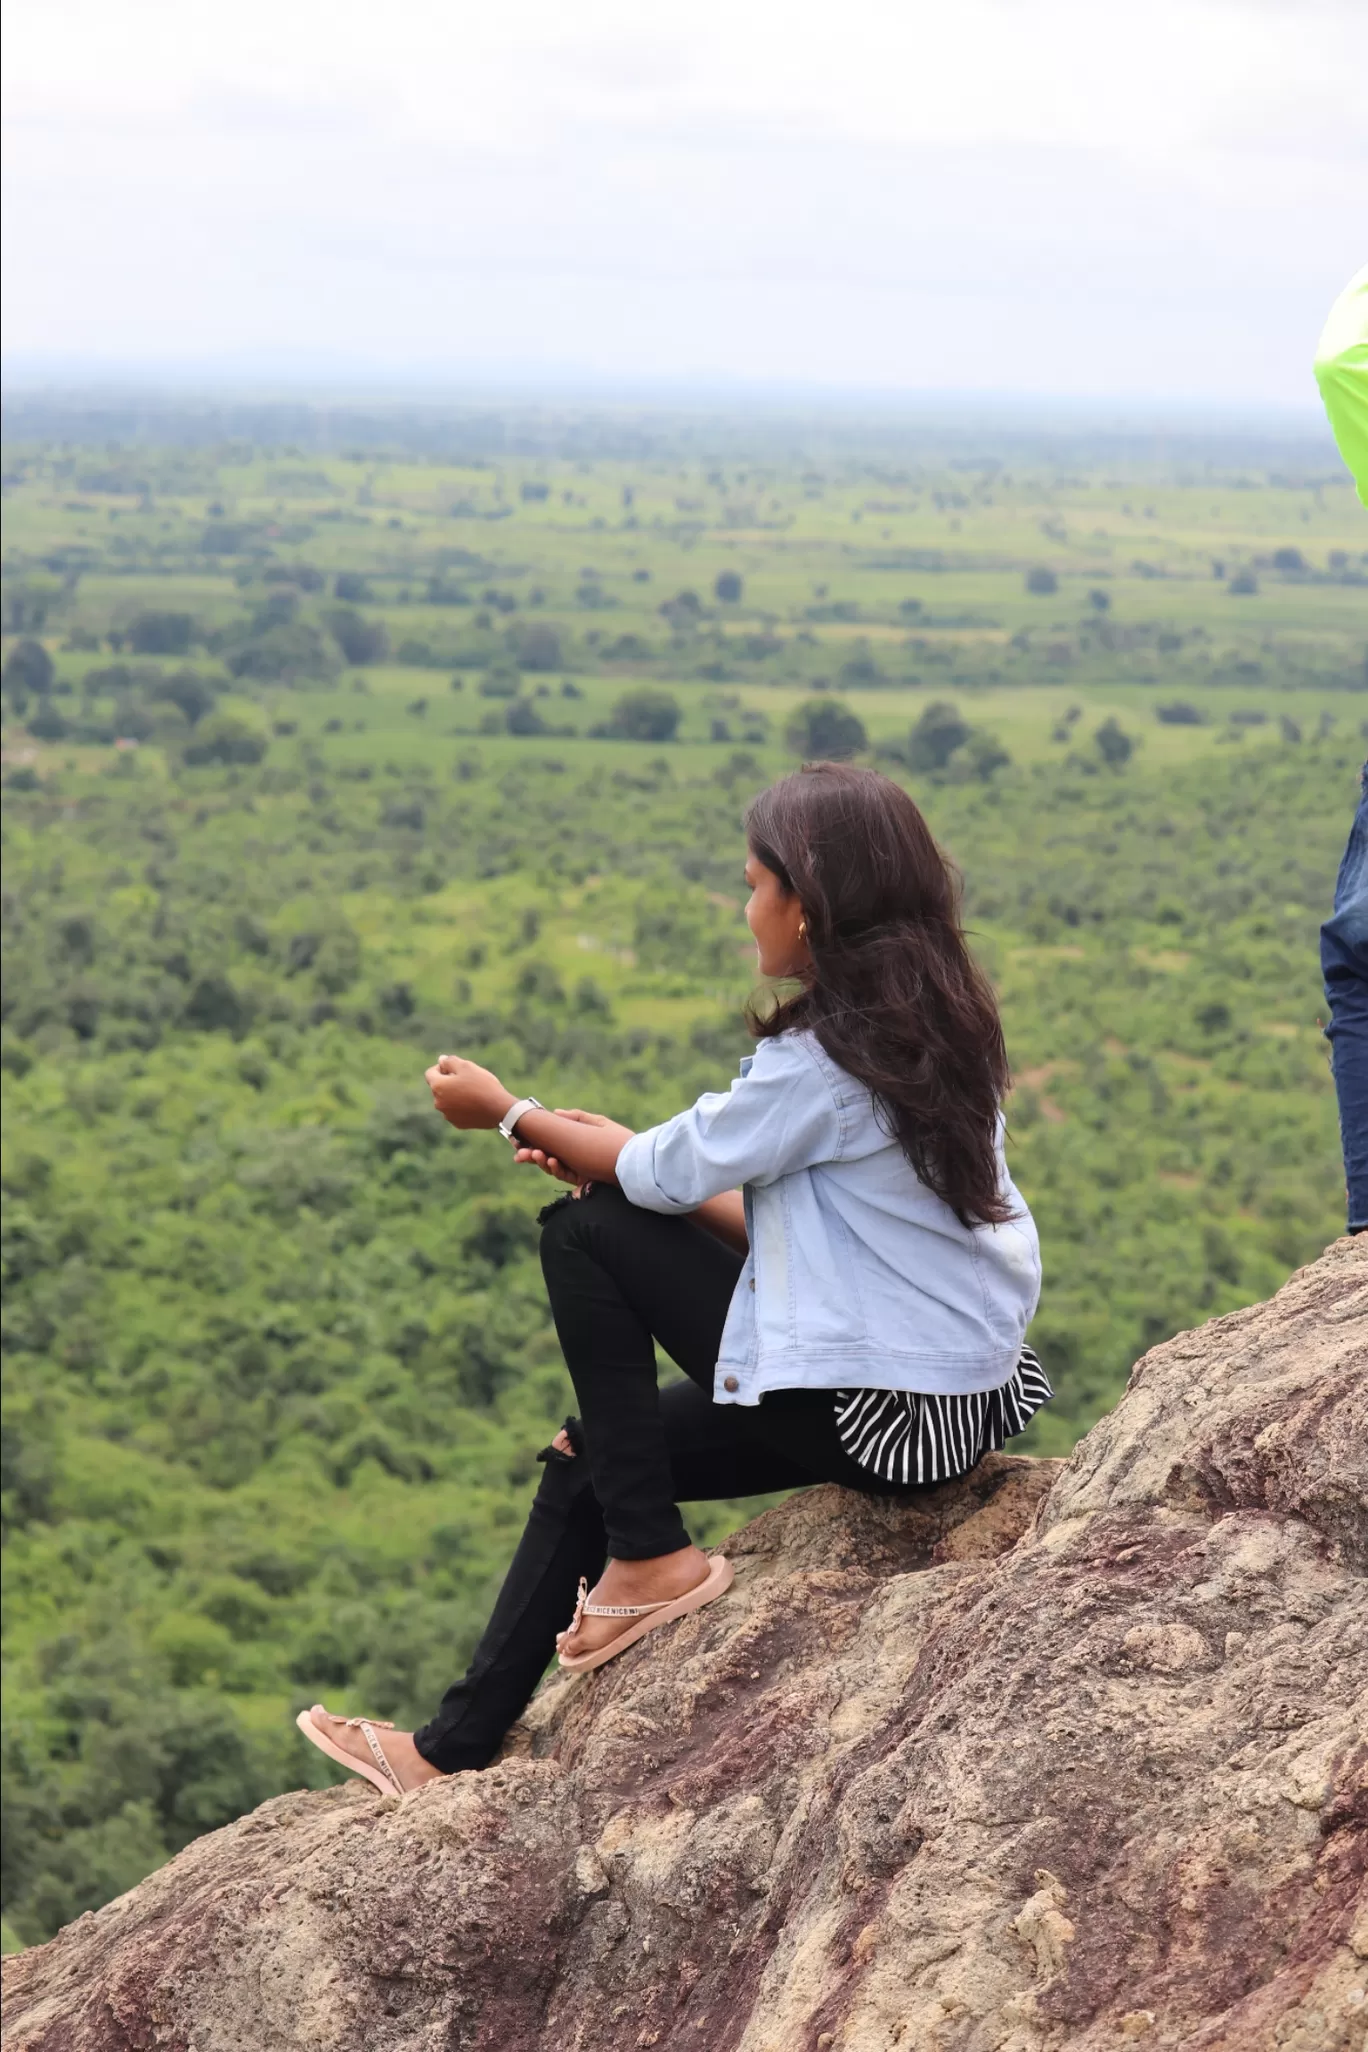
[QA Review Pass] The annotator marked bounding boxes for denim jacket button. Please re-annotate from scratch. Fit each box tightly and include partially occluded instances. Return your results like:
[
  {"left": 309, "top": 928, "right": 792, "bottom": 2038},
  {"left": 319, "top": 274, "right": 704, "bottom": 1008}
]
[{"left": 723, "top": 1375, "right": 740, "bottom": 1393}]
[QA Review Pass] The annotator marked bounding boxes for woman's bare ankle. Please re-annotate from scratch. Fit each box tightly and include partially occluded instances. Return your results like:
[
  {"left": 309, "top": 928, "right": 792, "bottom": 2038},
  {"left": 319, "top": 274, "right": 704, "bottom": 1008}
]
[{"left": 601, "top": 1545, "right": 708, "bottom": 1595}]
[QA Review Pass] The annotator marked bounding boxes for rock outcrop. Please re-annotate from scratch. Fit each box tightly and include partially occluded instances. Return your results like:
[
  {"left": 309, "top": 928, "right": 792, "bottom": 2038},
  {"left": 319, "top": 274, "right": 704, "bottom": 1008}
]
[{"left": 4, "top": 1239, "right": 1366, "bottom": 2051}]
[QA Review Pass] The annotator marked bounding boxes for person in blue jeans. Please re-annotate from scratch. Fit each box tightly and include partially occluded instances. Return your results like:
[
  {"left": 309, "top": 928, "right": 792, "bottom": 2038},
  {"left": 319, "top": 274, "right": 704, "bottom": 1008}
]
[{"left": 1323, "top": 765, "right": 1368, "bottom": 1234}]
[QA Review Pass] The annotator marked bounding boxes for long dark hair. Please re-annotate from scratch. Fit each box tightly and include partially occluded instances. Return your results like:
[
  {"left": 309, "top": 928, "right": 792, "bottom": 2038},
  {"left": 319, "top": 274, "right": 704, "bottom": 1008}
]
[{"left": 744, "top": 762, "right": 1012, "bottom": 1227}]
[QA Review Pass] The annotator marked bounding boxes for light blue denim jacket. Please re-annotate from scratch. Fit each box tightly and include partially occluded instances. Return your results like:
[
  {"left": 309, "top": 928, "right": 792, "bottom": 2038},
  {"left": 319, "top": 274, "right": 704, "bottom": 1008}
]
[{"left": 616, "top": 1029, "right": 1041, "bottom": 1407}]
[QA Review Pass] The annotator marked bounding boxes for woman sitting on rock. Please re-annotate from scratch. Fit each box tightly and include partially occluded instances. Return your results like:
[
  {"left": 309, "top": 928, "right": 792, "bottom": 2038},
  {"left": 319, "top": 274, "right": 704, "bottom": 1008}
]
[{"left": 298, "top": 761, "right": 1048, "bottom": 1795}]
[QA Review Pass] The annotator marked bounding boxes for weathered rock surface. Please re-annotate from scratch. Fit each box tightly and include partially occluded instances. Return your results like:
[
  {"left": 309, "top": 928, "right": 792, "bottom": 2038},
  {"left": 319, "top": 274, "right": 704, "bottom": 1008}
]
[{"left": 5, "top": 1239, "right": 1366, "bottom": 2052}]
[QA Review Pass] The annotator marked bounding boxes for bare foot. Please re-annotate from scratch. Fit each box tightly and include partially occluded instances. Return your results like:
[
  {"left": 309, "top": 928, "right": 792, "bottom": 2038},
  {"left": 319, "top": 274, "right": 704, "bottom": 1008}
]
[
  {"left": 306, "top": 1707, "right": 444, "bottom": 1792},
  {"left": 556, "top": 1544, "right": 712, "bottom": 1662}
]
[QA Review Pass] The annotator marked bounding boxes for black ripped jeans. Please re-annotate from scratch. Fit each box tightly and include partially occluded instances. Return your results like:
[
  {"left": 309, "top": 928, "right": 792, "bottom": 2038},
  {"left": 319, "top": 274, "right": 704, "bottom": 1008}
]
[{"left": 413, "top": 1183, "right": 925, "bottom": 1773}]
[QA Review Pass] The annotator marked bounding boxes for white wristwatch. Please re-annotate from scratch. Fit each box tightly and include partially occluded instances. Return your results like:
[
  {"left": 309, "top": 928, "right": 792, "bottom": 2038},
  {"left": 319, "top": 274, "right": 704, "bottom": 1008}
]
[{"left": 498, "top": 1095, "right": 544, "bottom": 1144}]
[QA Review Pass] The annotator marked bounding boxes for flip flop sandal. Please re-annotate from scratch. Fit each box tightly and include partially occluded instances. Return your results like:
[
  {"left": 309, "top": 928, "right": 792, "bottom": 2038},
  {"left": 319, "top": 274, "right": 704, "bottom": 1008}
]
[
  {"left": 296, "top": 1704, "right": 405, "bottom": 1796},
  {"left": 557, "top": 1554, "right": 734, "bottom": 1673}
]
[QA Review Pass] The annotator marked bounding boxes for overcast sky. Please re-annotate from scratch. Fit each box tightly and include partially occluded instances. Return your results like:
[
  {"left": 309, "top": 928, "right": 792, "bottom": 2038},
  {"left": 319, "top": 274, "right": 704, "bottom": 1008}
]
[{"left": 2, "top": 0, "right": 1364, "bottom": 405}]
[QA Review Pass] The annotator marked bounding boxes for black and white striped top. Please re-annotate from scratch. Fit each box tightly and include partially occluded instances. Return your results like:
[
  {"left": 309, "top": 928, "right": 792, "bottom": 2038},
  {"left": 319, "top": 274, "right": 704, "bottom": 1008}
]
[{"left": 833, "top": 1347, "right": 1052, "bottom": 1486}]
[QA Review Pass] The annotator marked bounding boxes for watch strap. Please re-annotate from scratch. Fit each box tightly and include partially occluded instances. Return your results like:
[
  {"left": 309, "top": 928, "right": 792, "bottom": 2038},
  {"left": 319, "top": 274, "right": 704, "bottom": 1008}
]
[{"left": 498, "top": 1095, "right": 544, "bottom": 1143}]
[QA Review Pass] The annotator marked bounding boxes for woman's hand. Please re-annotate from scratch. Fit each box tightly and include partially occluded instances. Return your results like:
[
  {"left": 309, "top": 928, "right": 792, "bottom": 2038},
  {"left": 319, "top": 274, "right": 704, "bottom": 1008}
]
[
  {"left": 425, "top": 1055, "right": 515, "bottom": 1131},
  {"left": 514, "top": 1109, "right": 607, "bottom": 1193}
]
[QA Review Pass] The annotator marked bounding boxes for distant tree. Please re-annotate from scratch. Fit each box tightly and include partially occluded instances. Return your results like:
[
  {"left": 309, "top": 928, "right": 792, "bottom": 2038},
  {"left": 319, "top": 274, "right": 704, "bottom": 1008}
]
[
  {"left": 505, "top": 698, "right": 550, "bottom": 736},
  {"left": 287, "top": 922, "right": 361, "bottom": 995},
  {"left": 184, "top": 974, "right": 249, "bottom": 1034},
  {"left": 899, "top": 598, "right": 923, "bottom": 617},
  {"left": 1155, "top": 702, "right": 1206, "bottom": 726},
  {"left": 426, "top": 577, "right": 472, "bottom": 606},
  {"left": 182, "top": 714, "right": 268, "bottom": 766},
  {"left": 226, "top": 623, "right": 337, "bottom": 683},
  {"left": 325, "top": 609, "right": 390, "bottom": 665},
  {"left": 381, "top": 796, "right": 425, "bottom": 831},
  {"left": 606, "top": 689, "right": 682, "bottom": 743},
  {"left": 907, "top": 701, "right": 971, "bottom": 772},
  {"left": 1087, "top": 588, "right": 1111, "bottom": 612},
  {"left": 519, "top": 481, "right": 550, "bottom": 503},
  {"left": 333, "top": 573, "right": 373, "bottom": 603},
  {"left": 1026, "top": 567, "right": 1059, "bottom": 596},
  {"left": 839, "top": 653, "right": 885, "bottom": 687},
  {"left": 1279, "top": 714, "right": 1302, "bottom": 743},
  {"left": 478, "top": 666, "right": 521, "bottom": 700},
  {"left": 28, "top": 701, "right": 69, "bottom": 742},
  {"left": 460, "top": 1197, "right": 541, "bottom": 1268},
  {"left": 4, "top": 581, "right": 54, "bottom": 634},
  {"left": 199, "top": 522, "right": 257, "bottom": 555},
  {"left": 251, "top": 590, "right": 300, "bottom": 631},
  {"left": 1095, "top": 717, "right": 1134, "bottom": 766},
  {"left": 1228, "top": 570, "right": 1259, "bottom": 596},
  {"left": 961, "top": 731, "right": 1012, "bottom": 780},
  {"left": 574, "top": 975, "right": 613, "bottom": 1016},
  {"left": 786, "top": 698, "right": 868, "bottom": 761},
  {"left": 84, "top": 663, "right": 132, "bottom": 694},
  {"left": 150, "top": 670, "right": 217, "bottom": 727},
  {"left": 3, "top": 638, "right": 55, "bottom": 710},
  {"left": 714, "top": 571, "right": 743, "bottom": 603},
  {"left": 128, "top": 611, "right": 194, "bottom": 656},
  {"left": 507, "top": 622, "right": 563, "bottom": 672},
  {"left": 1271, "top": 548, "right": 1306, "bottom": 574},
  {"left": 659, "top": 591, "right": 703, "bottom": 629},
  {"left": 602, "top": 633, "right": 652, "bottom": 662}
]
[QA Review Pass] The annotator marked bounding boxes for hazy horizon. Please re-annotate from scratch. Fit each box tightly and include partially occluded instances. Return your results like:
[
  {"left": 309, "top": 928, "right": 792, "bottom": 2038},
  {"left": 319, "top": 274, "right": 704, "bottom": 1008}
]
[
  {"left": 0, "top": 358, "right": 1338, "bottom": 421},
  {"left": 0, "top": 374, "right": 1341, "bottom": 472}
]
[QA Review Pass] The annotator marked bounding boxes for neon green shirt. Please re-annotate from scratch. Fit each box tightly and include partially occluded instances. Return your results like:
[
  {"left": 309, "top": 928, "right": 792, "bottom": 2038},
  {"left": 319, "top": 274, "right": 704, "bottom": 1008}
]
[{"left": 1315, "top": 264, "right": 1368, "bottom": 507}]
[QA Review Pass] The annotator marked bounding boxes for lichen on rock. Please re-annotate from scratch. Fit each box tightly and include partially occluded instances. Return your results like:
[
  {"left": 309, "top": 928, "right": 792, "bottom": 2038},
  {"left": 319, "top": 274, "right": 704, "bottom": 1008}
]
[{"left": 4, "top": 1238, "right": 1366, "bottom": 2051}]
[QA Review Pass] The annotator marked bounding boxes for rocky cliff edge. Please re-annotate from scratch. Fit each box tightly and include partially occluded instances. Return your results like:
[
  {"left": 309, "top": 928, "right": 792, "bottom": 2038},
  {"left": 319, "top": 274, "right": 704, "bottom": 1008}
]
[{"left": 3, "top": 1239, "right": 1366, "bottom": 2052}]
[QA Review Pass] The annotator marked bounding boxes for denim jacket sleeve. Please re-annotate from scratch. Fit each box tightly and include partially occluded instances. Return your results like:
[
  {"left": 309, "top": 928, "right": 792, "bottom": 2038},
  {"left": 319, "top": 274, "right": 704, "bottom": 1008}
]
[{"left": 616, "top": 1032, "right": 845, "bottom": 1213}]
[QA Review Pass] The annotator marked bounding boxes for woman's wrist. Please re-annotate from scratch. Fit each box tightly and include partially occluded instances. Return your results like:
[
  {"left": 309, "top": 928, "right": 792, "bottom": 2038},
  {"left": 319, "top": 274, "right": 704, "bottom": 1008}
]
[
  {"left": 486, "top": 1083, "right": 518, "bottom": 1132},
  {"left": 497, "top": 1093, "right": 541, "bottom": 1141}
]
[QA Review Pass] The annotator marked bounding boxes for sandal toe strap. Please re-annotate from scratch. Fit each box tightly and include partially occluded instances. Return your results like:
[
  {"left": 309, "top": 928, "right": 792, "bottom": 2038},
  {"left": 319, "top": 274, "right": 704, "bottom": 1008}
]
[
  {"left": 580, "top": 1598, "right": 672, "bottom": 1618},
  {"left": 352, "top": 1719, "right": 403, "bottom": 1792},
  {"left": 564, "top": 1573, "right": 707, "bottom": 1635}
]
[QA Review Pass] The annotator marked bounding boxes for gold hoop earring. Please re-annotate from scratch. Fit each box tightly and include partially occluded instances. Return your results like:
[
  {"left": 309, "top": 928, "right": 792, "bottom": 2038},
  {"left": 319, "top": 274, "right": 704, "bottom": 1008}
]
[{"left": 797, "top": 920, "right": 808, "bottom": 940}]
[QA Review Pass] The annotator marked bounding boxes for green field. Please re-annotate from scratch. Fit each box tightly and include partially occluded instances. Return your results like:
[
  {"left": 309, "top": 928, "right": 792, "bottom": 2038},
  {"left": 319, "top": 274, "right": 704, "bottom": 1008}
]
[{"left": 2, "top": 414, "right": 1365, "bottom": 1949}]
